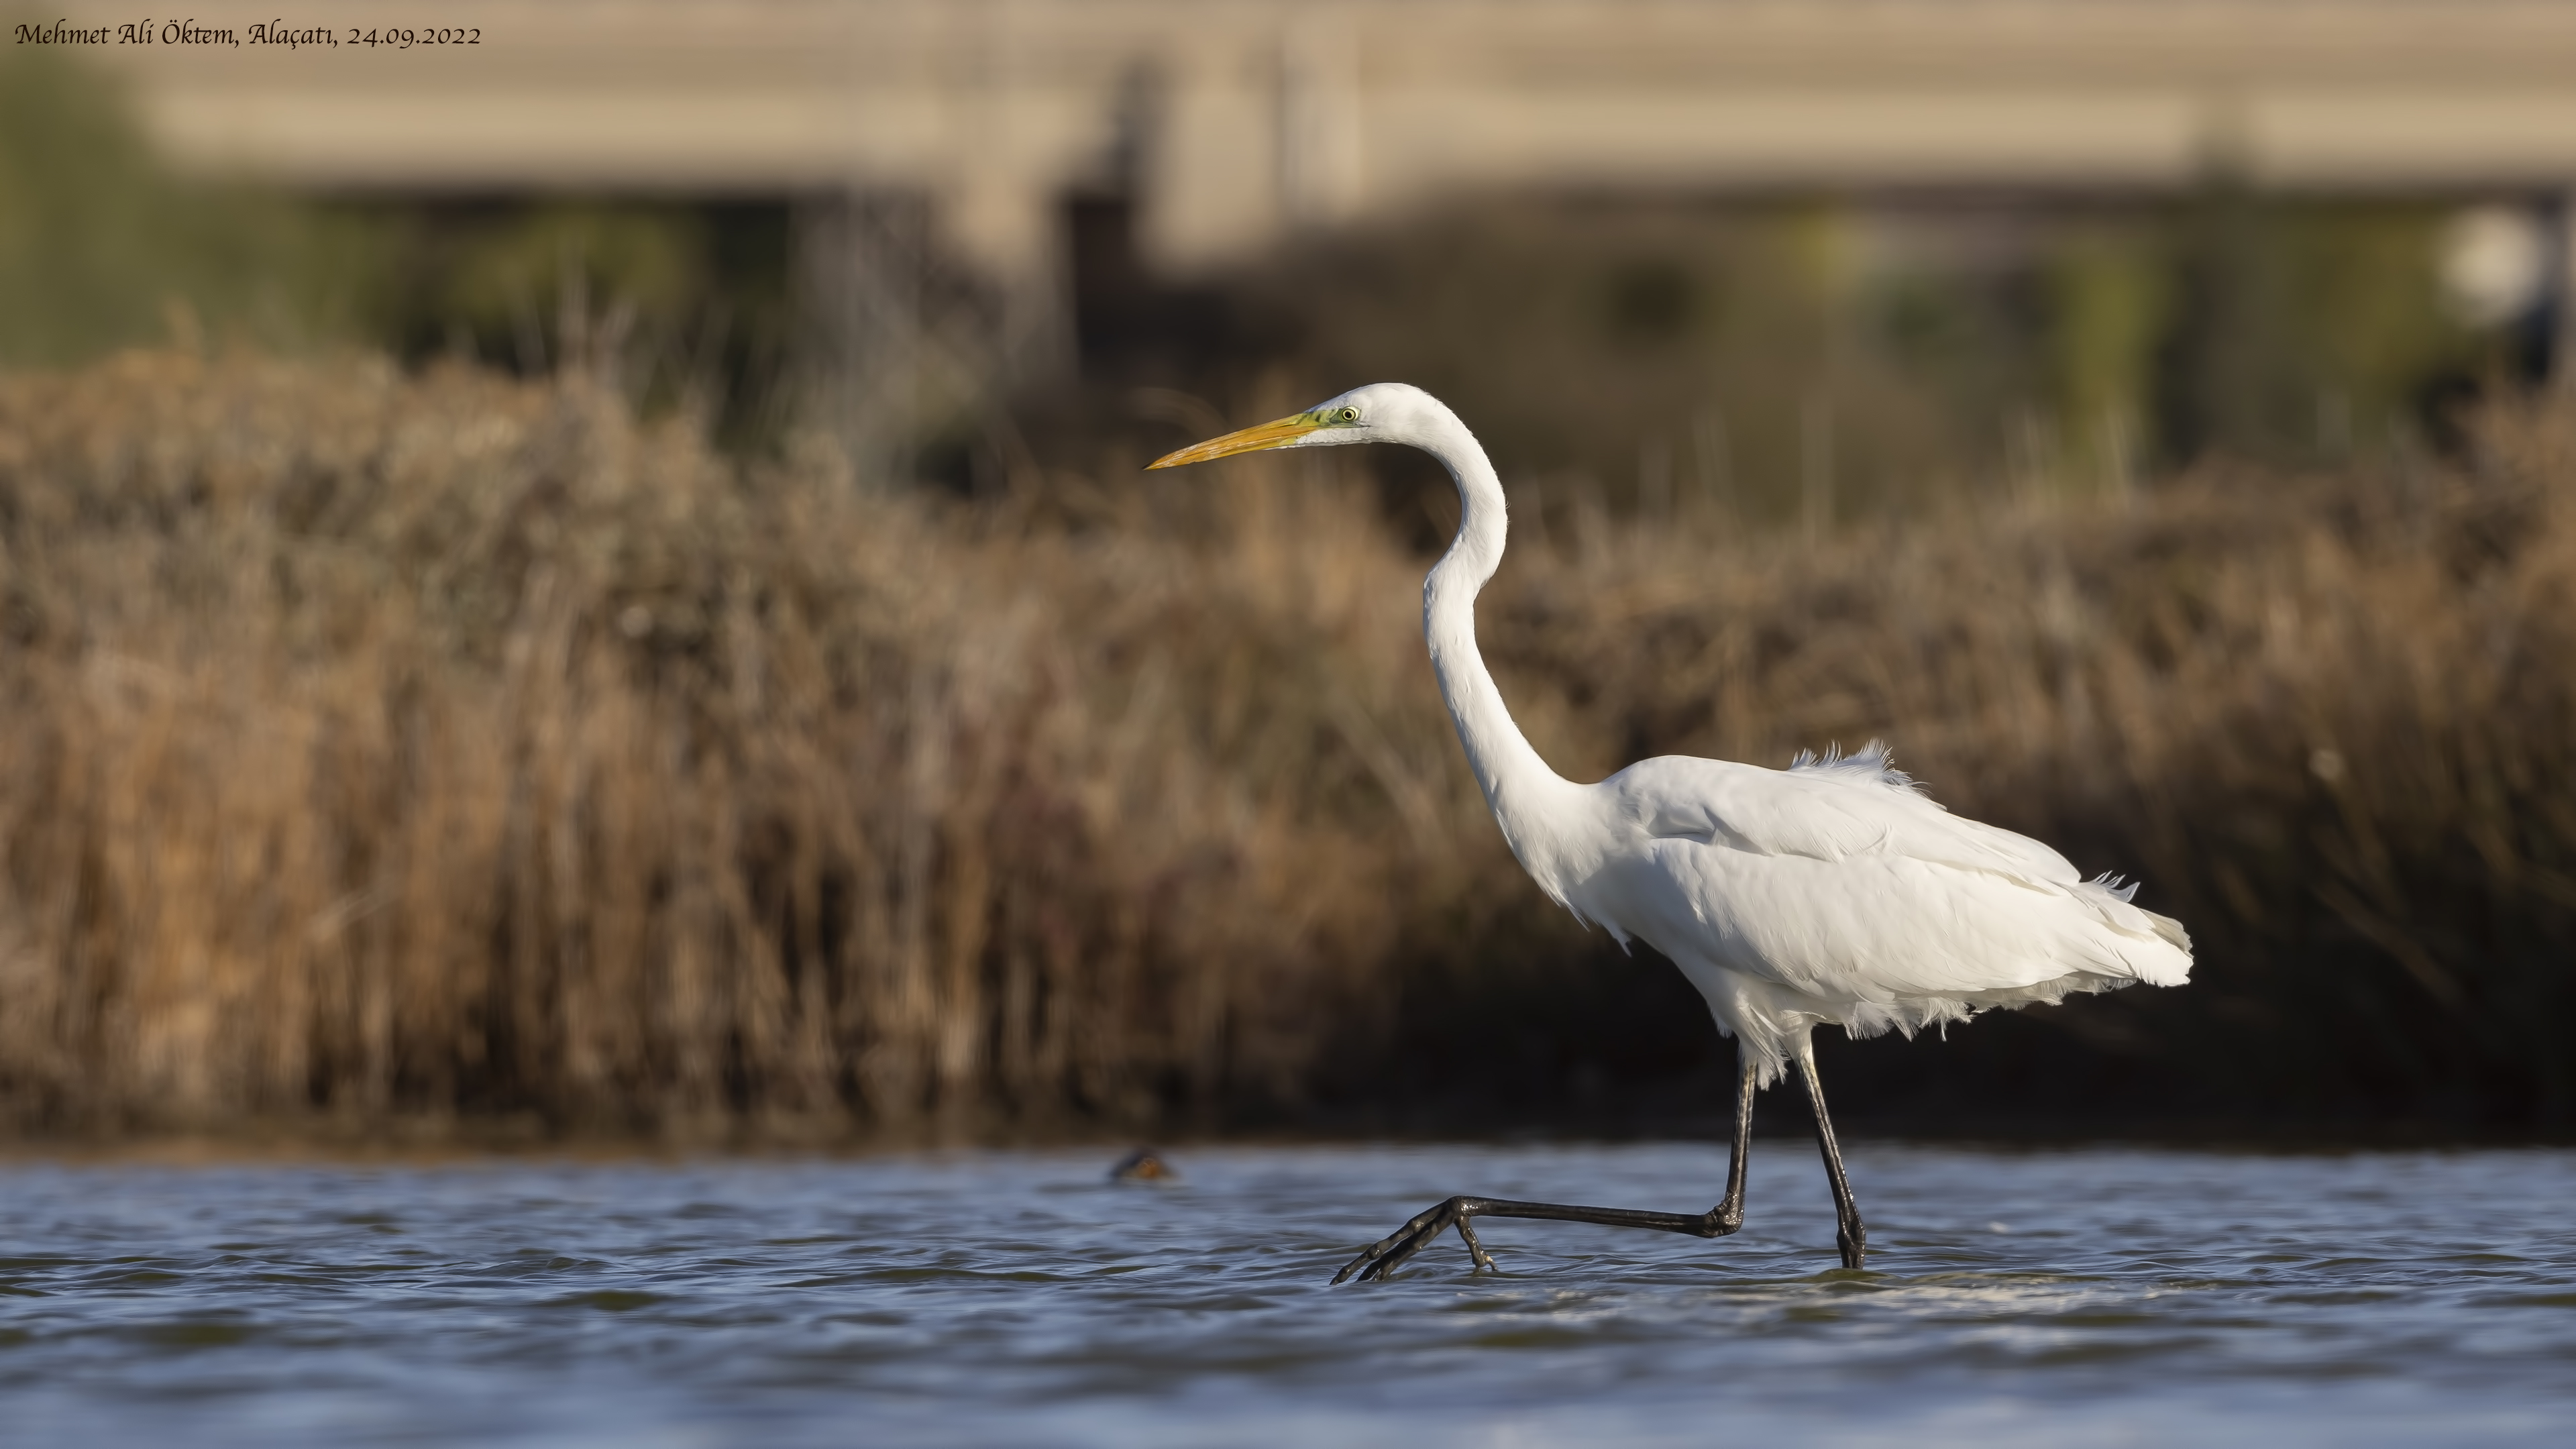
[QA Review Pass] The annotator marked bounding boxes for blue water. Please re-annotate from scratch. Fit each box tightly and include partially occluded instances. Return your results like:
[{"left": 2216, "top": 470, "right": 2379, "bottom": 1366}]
[{"left": 1, "top": 1142, "right": 2571, "bottom": 1446}]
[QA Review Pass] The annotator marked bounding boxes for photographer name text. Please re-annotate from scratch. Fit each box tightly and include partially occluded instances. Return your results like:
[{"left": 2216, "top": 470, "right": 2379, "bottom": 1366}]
[{"left": 15, "top": 18, "right": 480, "bottom": 49}]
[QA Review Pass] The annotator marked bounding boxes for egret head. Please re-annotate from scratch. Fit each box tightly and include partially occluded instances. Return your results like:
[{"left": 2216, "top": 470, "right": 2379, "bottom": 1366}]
[{"left": 1145, "top": 382, "right": 1438, "bottom": 469}]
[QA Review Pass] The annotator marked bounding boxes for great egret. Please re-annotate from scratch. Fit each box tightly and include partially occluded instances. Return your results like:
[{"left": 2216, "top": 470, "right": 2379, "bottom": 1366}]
[{"left": 1148, "top": 384, "right": 2193, "bottom": 1280}]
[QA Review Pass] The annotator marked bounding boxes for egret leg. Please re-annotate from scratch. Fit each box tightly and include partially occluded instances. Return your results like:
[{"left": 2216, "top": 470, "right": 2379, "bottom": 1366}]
[
  {"left": 1715, "top": 1036, "right": 1756, "bottom": 1234},
  {"left": 1332, "top": 1044, "right": 1762, "bottom": 1284},
  {"left": 1792, "top": 1038, "right": 1869, "bottom": 1271}
]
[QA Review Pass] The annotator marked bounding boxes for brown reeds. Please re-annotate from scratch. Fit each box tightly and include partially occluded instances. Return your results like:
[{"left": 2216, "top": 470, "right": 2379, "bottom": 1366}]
[
  {"left": 0, "top": 352, "right": 1484, "bottom": 1138},
  {"left": 3, "top": 352, "right": 2573, "bottom": 1140}
]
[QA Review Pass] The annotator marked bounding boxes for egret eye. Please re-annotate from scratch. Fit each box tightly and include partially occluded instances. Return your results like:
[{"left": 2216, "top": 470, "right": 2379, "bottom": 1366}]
[{"left": 1335, "top": 407, "right": 1361, "bottom": 424}]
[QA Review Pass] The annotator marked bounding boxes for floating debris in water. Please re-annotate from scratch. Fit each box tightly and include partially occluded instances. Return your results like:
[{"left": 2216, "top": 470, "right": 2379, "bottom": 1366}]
[{"left": 1109, "top": 1149, "right": 1177, "bottom": 1183}]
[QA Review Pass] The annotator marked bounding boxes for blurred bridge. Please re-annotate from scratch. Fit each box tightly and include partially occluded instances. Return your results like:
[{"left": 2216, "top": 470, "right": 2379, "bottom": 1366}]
[
  {"left": 83, "top": 0, "right": 2576, "bottom": 292},
  {"left": 60, "top": 0, "right": 2576, "bottom": 435}
]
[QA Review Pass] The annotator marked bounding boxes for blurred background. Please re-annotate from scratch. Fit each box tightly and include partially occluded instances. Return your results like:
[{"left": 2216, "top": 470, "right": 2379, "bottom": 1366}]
[{"left": 5, "top": 0, "right": 2576, "bottom": 1145}]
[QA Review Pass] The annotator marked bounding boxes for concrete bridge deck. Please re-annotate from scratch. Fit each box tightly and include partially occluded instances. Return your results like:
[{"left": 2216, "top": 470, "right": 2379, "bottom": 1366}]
[{"left": 57, "top": 0, "right": 2576, "bottom": 297}]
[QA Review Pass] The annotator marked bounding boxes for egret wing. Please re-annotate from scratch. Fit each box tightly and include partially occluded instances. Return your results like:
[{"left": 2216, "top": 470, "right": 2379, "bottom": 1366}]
[
  {"left": 1613, "top": 743, "right": 2080, "bottom": 890},
  {"left": 1599, "top": 745, "right": 2188, "bottom": 1002}
]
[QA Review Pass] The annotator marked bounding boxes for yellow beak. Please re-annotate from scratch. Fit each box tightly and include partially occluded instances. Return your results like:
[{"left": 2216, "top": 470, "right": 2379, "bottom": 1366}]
[{"left": 1146, "top": 413, "right": 1325, "bottom": 470}]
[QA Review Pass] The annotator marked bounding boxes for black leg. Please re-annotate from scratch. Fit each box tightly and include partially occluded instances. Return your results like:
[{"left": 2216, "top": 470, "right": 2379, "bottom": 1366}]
[
  {"left": 1793, "top": 1039, "right": 1868, "bottom": 1271},
  {"left": 1715, "top": 1039, "right": 1755, "bottom": 1234},
  {"left": 1333, "top": 1044, "right": 1761, "bottom": 1283}
]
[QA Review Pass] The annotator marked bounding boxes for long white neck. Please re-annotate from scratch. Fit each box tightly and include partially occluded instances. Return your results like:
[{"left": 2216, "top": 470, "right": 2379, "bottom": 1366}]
[{"left": 1409, "top": 407, "right": 1586, "bottom": 870}]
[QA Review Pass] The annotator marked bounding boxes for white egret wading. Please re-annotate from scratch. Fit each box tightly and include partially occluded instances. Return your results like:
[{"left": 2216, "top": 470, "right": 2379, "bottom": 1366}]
[{"left": 1149, "top": 385, "right": 2193, "bottom": 1279}]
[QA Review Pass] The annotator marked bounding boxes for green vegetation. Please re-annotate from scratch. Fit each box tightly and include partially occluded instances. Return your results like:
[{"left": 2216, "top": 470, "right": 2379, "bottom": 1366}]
[
  {"left": 348, "top": 199, "right": 798, "bottom": 447},
  {"left": 1240, "top": 194, "right": 2492, "bottom": 531},
  {"left": 0, "top": 46, "right": 372, "bottom": 364},
  {"left": 0, "top": 49, "right": 792, "bottom": 440}
]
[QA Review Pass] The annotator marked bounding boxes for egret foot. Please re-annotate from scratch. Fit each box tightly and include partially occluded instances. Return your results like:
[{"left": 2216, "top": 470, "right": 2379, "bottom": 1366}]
[
  {"left": 1333, "top": 1196, "right": 1483, "bottom": 1283},
  {"left": 1333, "top": 1196, "right": 1737, "bottom": 1284},
  {"left": 1835, "top": 1221, "right": 1868, "bottom": 1271},
  {"left": 1454, "top": 1216, "right": 1498, "bottom": 1273}
]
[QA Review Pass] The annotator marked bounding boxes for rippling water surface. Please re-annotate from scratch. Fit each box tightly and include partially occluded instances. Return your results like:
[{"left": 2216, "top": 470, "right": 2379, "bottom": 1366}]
[{"left": 2, "top": 1143, "right": 2572, "bottom": 1445}]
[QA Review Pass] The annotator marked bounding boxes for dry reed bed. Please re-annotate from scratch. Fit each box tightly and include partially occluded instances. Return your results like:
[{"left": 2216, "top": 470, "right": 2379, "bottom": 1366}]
[
  {"left": 0, "top": 352, "right": 2570, "bottom": 1137},
  {"left": 0, "top": 352, "right": 1469, "bottom": 1136}
]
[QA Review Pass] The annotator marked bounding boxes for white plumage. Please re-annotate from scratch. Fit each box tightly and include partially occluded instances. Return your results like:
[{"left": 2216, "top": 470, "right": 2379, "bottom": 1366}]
[
  {"left": 1150, "top": 382, "right": 2193, "bottom": 1279},
  {"left": 1582, "top": 742, "right": 2191, "bottom": 1086}
]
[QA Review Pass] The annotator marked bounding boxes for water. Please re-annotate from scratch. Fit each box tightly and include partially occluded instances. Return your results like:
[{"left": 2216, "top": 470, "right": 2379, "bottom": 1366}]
[{"left": 1, "top": 1142, "right": 2571, "bottom": 1446}]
